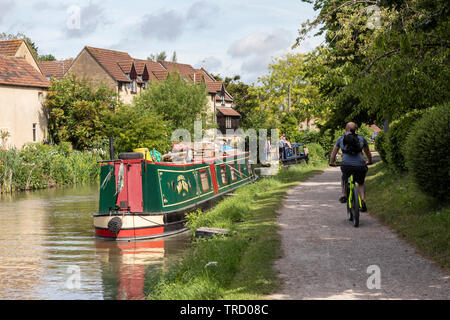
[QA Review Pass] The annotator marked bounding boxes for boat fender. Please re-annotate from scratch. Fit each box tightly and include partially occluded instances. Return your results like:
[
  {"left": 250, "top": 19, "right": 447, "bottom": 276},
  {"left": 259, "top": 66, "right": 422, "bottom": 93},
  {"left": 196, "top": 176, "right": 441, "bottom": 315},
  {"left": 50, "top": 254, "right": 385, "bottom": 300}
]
[{"left": 108, "top": 217, "right": 122, "bottom": 234}]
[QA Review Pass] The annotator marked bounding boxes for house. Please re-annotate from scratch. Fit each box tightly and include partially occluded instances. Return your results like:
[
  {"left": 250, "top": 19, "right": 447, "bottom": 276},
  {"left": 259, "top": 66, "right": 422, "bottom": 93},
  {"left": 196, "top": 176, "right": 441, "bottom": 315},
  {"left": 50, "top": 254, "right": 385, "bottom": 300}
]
[
  {"left": 0, "top": 39, "right": 42, "bottom": 74},
  {"left": 0, "top": 55, "right": 50, "bottom": 148},
  {"left": 65, "top": 46, "right": 167, "bottom": 104},
  {"left": 66, "top": 46, "right": 240, "bottom": 134},
  {"left": 38, "top": 59, "right": 73, "bottom": 80}
]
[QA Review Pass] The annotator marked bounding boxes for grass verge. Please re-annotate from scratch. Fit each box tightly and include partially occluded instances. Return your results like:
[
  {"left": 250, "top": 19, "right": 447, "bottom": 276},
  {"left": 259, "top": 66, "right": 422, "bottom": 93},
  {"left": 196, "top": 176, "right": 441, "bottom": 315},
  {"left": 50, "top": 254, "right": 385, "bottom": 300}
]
[
  {"left": 145, "top": 161, "right": 328, "bottom": 300},
  {"left": 365, "top": 162, "right": 450, "bottom": 269}
]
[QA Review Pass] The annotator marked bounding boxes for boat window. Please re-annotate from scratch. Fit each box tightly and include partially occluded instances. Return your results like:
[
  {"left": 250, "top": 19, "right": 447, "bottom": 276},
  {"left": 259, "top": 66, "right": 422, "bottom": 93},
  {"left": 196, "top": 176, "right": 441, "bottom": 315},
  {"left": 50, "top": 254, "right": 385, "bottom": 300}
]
[
  {"left": 230, "top": 164, "right": 237, "bottom": 181},
  {"left": 220, "top": 165, "right": 228, "bottom": 184},
  {"left": 199, "top": 169, "right": 209, "bottom": 191}
]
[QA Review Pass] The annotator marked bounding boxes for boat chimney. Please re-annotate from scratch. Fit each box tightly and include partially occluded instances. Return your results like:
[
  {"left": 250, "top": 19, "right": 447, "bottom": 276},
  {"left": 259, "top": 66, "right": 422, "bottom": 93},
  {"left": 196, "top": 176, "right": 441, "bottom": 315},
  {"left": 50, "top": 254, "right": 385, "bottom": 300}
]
[{"left": 109, "top": 137, "right": 115, "bottom": 160}]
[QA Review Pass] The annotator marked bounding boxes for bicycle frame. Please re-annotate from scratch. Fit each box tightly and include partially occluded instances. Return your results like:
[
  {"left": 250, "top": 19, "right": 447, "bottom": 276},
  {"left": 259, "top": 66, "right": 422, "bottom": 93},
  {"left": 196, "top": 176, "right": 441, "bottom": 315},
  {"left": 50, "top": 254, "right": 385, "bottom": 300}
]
[{"left": 345, "top": 174, "right": 361, "bottom": 227}]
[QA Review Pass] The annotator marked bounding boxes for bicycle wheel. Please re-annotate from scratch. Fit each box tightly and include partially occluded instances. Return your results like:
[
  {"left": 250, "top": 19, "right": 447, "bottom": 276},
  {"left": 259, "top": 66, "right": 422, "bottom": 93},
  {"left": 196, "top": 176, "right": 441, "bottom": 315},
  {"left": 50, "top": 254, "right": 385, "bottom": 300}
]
[{"left": 351, "top": 184, "right": 360, "bottom": 227}]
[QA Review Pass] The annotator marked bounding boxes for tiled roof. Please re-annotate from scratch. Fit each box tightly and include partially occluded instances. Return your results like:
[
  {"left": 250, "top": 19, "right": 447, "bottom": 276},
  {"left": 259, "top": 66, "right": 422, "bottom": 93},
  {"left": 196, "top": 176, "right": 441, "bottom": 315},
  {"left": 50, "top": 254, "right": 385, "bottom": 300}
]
[
  {"left": 38, "top": 59, "right": 72, "bottom": 79},
  {"left": 217, "top": 107, "right": 241, "bottom": 117},
  {"left": 134, "top": 59, "right": 167, "bottom": 81},
  {"left": 0, "top": 56, "right": 50, "bottom": 88},
  {"left": 0, "top": 39, "right": 23, "bottom": 56},
  {"left": 205, "top": 81, "right": 224, "bottom": 93},
  {"left": 160, "top": 61, "right": 197, "bottom": 76},
  {"left": 85, "top": 46, "right": 132, "bottom": 82}
]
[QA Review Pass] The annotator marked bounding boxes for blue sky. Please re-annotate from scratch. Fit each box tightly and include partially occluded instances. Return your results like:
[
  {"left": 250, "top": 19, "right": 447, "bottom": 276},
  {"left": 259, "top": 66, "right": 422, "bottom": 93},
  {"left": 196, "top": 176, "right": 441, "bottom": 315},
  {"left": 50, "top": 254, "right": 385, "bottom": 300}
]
[{"left": 0, "top": 0, "right": 324, "bottom": 83}]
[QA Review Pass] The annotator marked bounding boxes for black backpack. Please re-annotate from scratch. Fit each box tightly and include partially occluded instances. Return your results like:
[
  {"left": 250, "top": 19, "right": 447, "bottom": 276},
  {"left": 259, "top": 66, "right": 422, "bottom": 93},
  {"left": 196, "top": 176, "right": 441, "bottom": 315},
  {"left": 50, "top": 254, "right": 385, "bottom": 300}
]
[{"left": 342, "top": 132, "right": 362, "bottom": 155}]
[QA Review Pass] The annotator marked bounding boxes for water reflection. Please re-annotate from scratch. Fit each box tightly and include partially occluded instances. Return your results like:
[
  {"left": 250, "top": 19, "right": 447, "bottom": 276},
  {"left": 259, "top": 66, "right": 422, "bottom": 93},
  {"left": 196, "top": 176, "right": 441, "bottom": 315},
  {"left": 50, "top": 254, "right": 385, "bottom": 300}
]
[{"left": 0, "top": 185, "right": 190, "bottom": 300}]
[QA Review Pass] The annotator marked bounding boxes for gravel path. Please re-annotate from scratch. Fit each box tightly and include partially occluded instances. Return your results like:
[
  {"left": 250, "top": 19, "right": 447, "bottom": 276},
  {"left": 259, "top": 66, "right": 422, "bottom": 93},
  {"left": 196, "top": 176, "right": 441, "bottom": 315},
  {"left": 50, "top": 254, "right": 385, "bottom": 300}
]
[{"left": 267, "top": 166, "right": 449, "bottom": 300}]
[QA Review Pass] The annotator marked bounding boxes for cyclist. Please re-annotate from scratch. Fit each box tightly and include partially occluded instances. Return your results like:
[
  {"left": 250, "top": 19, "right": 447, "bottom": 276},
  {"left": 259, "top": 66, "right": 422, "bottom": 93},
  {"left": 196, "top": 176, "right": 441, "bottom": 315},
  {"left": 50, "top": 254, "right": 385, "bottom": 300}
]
[{"left": 329, "top": 122, "right": 372, "bottom": 212}]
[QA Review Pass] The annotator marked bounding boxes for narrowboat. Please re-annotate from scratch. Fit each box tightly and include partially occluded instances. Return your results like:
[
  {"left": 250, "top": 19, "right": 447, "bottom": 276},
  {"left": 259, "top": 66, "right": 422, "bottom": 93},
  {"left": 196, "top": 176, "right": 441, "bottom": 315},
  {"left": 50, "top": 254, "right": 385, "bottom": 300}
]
[
  {"left": 279, "top": 143, "right": 309, "bottom": 165},
  {"left": 94, "top": 147, "right": 256, "bottom": 241}
]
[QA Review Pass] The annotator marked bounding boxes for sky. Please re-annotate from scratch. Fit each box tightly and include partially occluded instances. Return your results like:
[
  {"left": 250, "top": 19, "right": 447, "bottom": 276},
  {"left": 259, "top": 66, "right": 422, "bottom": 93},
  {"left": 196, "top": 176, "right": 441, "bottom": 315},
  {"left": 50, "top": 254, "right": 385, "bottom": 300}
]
[{"left": 0, "top": 0, "right": 324, "bottom": 83}]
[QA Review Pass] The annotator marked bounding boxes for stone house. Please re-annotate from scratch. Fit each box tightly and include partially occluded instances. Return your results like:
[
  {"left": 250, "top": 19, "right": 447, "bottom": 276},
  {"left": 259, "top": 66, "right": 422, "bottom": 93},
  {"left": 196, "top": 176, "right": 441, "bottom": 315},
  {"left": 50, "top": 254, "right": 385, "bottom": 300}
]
[
  {"left": 65, "top": 46, "right": 240, "bottom": 132},
  {"left": 65, "top": 46, "right": 168, "bottom": 104},
  {"left": 0, "top": 55, "right": 50, "bottom": 148}
]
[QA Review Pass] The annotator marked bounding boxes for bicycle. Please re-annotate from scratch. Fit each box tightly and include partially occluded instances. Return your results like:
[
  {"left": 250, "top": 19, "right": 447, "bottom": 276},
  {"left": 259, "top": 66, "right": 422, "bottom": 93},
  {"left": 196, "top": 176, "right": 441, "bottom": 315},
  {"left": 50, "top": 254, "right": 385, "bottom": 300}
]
[{"left": 330, "top": 163, "right": 361, "bottom": 227}]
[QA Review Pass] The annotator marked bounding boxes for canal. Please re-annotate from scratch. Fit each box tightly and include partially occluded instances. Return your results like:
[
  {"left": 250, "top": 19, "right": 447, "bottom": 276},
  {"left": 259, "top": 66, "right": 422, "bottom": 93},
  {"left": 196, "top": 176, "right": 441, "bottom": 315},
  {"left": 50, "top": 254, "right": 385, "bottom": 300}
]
[{"left": 0, "top": 184, "right": 190, "bottom": 300}]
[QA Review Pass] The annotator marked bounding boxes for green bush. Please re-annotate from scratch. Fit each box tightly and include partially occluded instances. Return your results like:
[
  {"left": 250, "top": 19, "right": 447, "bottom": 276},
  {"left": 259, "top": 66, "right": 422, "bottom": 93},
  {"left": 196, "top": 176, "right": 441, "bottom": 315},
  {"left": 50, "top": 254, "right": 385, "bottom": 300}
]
[
  {"left": 306, "top": 142, "right": 326, "bottom": 165},
  {"left": 404, "top": 104, "right": 450, "bottom": 202},
  {"left": 386, "top": 110, "right": 425, "bottom": 170},
  {"left": 375, "top": 131, "right": 388, "bottom": 163}
]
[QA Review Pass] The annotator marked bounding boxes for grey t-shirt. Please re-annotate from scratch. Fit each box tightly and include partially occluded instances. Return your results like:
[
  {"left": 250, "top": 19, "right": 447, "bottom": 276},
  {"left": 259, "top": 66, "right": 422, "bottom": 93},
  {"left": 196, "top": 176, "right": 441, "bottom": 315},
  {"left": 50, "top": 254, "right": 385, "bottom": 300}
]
[{"left": 335, "top": 134, "right": 368, "bottom": 166}]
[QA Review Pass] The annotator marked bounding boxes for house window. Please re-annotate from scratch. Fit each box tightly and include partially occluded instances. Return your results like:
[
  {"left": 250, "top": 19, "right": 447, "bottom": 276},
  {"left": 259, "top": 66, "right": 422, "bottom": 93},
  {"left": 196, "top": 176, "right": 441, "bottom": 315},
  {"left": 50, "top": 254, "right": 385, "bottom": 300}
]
[
  {"left": 199, "top": 169, "right": 210, "bottom": 192},
  {"left": 222, "top": 95, "right": 225, "bottom": 106},
  {"left": 131, "top": 80, "right": 137, "bottom": 94},
  {"left": 118, "top": 82, "right": 123, "bottom": 91},
  {"left": 226, "top": 117, "right": 232, "bottom": 129},
  {"left": 32, "top": 123, "right": 37, "bottom": 142},
  {"left": 220, "top": 165, "right": 228, "bottom": 185}
]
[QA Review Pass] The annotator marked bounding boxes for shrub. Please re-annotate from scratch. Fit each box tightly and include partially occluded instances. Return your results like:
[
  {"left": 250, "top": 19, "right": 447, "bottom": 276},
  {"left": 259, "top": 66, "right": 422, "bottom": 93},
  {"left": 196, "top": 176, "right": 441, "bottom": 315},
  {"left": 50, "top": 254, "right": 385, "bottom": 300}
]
[
  {"left": 386, "top": 110, "right": 425, "bottom": 170},
  {"left": 306, "top": 142, "right": 326, "bottom": 165},
  {"left": 404, "top": 104, "right": 450, "bottom": 202},
  {"left": 375, "top": 131, "right": 388, "bottom": 163}
]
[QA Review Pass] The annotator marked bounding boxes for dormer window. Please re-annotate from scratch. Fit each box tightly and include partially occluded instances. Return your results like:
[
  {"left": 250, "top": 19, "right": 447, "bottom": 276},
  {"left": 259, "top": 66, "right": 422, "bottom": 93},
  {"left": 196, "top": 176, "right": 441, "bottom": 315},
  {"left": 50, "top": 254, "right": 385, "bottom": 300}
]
[
  {"left": 131, "top": 80, "right": 137, "bottom": 94},
  {"left": 221, "top": 94, "right": 225, "bottom": 106}
]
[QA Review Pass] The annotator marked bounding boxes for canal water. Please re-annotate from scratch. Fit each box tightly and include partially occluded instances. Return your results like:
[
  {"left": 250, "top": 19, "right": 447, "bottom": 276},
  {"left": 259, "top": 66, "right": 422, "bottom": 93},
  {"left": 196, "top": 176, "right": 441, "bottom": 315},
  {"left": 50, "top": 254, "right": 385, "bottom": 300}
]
[{"left": 0, "top": 184, "right": 191, "bottom": 300}]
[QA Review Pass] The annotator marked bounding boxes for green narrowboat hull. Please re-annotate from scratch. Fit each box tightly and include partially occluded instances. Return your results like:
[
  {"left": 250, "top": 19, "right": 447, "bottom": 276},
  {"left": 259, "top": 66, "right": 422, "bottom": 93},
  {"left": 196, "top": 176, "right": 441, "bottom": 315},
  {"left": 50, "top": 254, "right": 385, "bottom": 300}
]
[{"left": 94, "top": 153, "right": 255, "bottom": 241}]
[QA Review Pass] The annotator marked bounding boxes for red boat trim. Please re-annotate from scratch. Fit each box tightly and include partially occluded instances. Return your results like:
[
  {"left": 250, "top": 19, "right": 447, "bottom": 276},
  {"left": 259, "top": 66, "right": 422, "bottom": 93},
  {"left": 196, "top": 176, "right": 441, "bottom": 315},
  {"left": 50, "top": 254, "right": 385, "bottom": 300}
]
[{"left": 95, "top": 226, "right": 165, "bottom": 238}]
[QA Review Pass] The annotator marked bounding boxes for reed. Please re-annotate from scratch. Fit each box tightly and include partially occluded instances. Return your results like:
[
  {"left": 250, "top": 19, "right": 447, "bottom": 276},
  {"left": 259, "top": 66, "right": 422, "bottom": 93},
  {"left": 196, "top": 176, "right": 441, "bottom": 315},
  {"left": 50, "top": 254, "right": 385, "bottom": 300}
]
[{"left": 0, "top": 142, "right": 103, "bottom": 193}]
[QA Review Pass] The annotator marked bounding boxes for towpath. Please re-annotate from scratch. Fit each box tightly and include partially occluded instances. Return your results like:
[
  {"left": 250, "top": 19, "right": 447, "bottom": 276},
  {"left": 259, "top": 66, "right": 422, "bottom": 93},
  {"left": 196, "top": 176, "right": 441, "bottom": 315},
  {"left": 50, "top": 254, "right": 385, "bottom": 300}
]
[{"left": 267, "top": 165, "right": 449, "bottom": 300}]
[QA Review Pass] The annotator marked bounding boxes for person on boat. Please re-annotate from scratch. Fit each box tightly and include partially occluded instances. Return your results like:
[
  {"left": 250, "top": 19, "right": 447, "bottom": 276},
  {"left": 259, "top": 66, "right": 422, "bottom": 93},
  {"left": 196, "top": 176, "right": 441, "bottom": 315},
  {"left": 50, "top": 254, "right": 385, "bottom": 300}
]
[
  {"left": 280, "top": 134, "right": 291, "bottom": 148},
  {"left": 329, "top": 122, "right": 373, "bottom": 212}
]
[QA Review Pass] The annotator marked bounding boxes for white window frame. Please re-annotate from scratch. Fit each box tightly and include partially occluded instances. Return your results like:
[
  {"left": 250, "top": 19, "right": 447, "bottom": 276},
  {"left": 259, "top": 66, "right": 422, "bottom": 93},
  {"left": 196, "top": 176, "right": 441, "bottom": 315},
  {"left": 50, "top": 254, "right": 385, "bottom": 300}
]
[{"left": 226, "top": 116, "right": 232, "bottom": 129}]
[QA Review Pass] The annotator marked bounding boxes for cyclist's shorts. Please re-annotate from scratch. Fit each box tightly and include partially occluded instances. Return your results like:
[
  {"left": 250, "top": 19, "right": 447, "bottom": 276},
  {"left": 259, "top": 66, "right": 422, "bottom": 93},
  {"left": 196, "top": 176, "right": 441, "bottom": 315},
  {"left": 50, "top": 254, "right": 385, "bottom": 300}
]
[{"left": 341, "top": 165, "right": 368, "bottom": 185}]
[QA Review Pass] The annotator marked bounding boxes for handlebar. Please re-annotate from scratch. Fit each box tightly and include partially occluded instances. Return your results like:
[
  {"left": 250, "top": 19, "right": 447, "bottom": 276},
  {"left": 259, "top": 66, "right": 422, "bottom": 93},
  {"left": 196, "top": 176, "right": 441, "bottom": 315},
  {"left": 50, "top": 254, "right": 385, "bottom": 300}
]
[{"left": 330, "top": 162, "right": 372, "bottom": 167}]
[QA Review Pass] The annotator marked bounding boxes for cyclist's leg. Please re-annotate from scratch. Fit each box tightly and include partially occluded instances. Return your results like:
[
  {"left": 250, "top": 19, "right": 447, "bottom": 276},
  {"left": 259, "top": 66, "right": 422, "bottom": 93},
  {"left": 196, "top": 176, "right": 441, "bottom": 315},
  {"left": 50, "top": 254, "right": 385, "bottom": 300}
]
[
  {"left": 353, "top": 165, "right": 369, "bottom": 211},
  {"left": 339, "top": 166, "right": 350, "bottom": 203}
]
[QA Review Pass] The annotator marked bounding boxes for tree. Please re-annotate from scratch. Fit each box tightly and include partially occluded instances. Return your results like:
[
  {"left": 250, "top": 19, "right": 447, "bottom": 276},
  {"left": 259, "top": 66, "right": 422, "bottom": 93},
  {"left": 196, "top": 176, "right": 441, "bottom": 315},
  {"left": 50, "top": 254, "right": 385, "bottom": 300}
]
[
  {"left": 254, "top": 53, "right": 326, "bottom": 130},
  {"left": 133, "top": 73, "right": 209, "bottom": 135},
  {"left": 226, "top": 80, "right": 269, "bottom": 130},
  {"left": 295, "top": 0, "right": 450, "bottom": 130},
  {"left": 45, "top": 76, "right": 120, "bottom": 150},
  {"left": 38, "top": 54, "right": 57, "bottom": 61},
  {"left": 147, "top": 51, "right": 167, "bottom": 62},
  {"left": 171, "top": 51, "right": 177, "bottom": 62},
  {"left": 102, "top": 104, "right": 171, "bottom": 154}
]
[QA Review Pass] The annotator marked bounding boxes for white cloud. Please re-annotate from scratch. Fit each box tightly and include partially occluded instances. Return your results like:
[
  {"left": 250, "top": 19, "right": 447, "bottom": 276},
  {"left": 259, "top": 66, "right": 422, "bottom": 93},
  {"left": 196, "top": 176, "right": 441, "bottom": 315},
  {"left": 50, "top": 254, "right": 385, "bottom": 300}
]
[
  {"left": 228, "top": 29, "right": 292, "bottom": 58},
  {"left": 0, "top": 0, "right": 15, "bottom": 24},
  {"left": 139, "top": 1, "right": 218, "bottom": 41},
  {"left": 140, "top": 10, "right": 185, "bottom": 41},
  {"left": 65, "top": 1, "right": 108, "bottom": 38}
]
